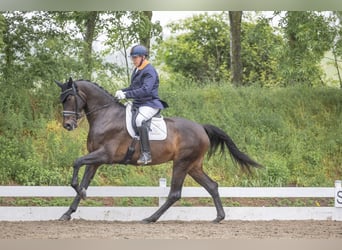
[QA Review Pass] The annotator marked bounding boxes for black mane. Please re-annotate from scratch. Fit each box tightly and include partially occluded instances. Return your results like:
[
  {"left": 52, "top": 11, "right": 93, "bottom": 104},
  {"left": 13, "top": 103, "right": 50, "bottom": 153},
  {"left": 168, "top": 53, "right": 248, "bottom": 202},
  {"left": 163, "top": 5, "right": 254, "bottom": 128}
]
[{"left": 75, "top": 79, "right": 124, "bottom": 107}]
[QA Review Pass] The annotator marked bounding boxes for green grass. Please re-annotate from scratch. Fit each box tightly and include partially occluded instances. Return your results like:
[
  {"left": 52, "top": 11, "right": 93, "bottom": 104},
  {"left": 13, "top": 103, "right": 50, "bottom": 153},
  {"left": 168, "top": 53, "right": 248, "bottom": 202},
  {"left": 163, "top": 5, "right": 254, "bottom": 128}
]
[
  {"left": 0, "top": 83, "right": 341, "bottom": 187},
  {"left": 159, "top": 83, "right": 342, "bottom": 187}
]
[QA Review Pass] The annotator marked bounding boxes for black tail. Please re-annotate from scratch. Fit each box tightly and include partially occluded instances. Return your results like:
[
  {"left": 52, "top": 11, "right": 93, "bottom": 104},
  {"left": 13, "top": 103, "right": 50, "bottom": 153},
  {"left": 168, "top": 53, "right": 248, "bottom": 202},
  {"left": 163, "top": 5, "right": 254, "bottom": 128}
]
[{"left": 203, "top": 124, "right": 263, "bottom": 172}]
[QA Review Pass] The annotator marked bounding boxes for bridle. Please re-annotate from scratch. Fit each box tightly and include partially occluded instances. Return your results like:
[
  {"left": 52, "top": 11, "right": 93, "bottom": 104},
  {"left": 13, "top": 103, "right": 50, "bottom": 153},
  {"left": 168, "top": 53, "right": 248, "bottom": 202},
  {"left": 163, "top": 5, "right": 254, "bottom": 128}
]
[
  {"left": 60, "top": 82, "right": 86, "bottom": 120},
  {"left": 59, "top": 81, "right": 116, "bottom": 120}
]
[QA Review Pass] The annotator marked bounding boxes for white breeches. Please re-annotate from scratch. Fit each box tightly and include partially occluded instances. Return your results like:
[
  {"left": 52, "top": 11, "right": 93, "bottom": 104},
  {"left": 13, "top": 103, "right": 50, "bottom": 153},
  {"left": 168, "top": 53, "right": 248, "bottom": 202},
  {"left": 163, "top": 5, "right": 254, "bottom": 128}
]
[{"left": 136, "top": 106, "right": 160, "bottom": 127}]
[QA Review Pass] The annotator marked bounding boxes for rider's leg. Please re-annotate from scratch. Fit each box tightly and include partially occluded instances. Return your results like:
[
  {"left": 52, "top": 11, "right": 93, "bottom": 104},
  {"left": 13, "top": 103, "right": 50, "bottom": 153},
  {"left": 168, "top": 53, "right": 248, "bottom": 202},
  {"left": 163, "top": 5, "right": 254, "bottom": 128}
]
[
  {"left": 135, "top": 106, "right": 159, "bottom": 165},
  {"left": 137, "top": 121, "right": 152, "bottom": 165}
]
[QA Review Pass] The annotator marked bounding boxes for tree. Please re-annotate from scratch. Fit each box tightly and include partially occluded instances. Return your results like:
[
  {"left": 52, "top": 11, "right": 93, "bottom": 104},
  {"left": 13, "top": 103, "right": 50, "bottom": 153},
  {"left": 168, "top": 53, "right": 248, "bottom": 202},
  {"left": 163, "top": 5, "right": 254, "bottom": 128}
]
[
  {"left": 157, "top": 12, "right": 231, "bottom": 83},
  {"left": 0, "top": 13, "right": 5, "bottom": 52},
  {"left": 82, "top": 12, "right": 99, "bottom": 80},
  {"left": 1, "top": 12, "right": 78, "bottom": 85},
  {"left": 140, "top": 11, "right": 152, "bottom": 49},
  {"left": 229, "top": 11, "right": 243, "bottom": 86},
  {"left": 0, "top": 11, "right": 101, "bottom": 127},
  {"left": 104, "top": 11, "right": 162, "bottom": 84},
  {"left": 157, "top": 12, "right": 282, "bottom": 86},
  {"left": 241, "top": 17, "right": 284, "bottom": 86},
  {"left": 278, "top": 11, "right": 334, "bottom": 86},
  {"left": 53, "top": 11, "right": 100, "bottom": 80},
  {"left": 331, "top": 11, "right": 342, "bottom": 88}
]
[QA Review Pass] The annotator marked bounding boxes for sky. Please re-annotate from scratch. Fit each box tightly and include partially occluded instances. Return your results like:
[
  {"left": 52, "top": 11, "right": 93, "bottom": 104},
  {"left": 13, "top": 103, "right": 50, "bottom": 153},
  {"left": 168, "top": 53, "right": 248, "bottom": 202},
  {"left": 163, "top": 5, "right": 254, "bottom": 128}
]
[
  {"left": 152, "top": 11, "right": 222, "bottom": 37},
  {"left": 152, "top": 11, "right": 217, "bottom": 26},
  {"left": 151, "top": 11, "right": 280, "bottom": 38}
]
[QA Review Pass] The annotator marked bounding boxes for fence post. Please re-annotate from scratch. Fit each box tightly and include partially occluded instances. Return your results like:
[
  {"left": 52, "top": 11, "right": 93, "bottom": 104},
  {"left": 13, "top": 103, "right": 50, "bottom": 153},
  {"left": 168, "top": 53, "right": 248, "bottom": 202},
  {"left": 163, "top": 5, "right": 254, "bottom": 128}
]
[
  {"left": 159, "top": 178, "right": 167, "bottom": 206},
  {"left": 335, "top": 180, "right": 342, "bottom": 208}
]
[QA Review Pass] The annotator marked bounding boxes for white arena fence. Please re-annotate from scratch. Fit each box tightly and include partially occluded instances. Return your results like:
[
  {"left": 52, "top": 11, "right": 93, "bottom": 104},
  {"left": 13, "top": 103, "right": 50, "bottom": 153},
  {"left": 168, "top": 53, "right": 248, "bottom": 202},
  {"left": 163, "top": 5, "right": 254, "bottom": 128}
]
[{"left": 0, "top": 179, "right": 341, "bottom": 221}]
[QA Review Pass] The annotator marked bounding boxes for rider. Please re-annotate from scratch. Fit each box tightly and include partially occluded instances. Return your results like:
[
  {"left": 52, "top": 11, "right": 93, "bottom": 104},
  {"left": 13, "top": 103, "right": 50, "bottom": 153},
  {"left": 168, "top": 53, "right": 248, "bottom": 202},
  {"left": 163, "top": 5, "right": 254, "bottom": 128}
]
[{"left": 115, "top": 44, "right": 166, "bottom": 165}]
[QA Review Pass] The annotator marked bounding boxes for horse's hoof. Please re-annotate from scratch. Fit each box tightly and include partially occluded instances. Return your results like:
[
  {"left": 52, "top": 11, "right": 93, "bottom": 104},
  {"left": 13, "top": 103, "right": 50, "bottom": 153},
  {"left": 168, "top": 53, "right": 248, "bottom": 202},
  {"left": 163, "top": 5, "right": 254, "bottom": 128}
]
[
  {"left": 212, "top": 216, "right": 225, "bottom": 224},
  {"left": 59, "top": 214, "right": 71, "bottom": 221},
  {"left": 141, "top": 218, "right": 156, "bottom": 224}
]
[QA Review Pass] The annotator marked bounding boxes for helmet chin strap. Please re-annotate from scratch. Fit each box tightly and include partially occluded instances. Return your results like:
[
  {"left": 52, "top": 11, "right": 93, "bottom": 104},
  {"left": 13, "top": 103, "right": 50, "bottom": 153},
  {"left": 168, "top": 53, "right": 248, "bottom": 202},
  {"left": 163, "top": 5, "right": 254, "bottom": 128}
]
[{"left": 137, "top": 56, "right": 145, "bottom": 68}]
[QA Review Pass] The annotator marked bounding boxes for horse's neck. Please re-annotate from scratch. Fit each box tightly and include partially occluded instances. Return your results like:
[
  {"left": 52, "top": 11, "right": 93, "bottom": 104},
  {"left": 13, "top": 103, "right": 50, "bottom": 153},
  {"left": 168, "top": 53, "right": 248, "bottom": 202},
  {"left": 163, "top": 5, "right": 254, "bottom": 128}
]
[
  {"left": 78, "top": 81, "right": 125, "bottom": 121},
  {"left": 77, "top": 82, "right": 110, "bottom": 107},
  {"left": 86, "top": 100, "right": 126, "bottom": 133}
]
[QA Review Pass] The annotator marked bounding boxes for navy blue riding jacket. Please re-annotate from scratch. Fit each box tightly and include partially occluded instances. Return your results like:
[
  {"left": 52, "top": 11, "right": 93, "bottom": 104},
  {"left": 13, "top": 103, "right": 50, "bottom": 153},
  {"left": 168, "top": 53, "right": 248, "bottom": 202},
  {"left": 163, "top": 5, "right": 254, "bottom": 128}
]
[{"left": 122, "top": 62, "right": 165, "bottom": 109}]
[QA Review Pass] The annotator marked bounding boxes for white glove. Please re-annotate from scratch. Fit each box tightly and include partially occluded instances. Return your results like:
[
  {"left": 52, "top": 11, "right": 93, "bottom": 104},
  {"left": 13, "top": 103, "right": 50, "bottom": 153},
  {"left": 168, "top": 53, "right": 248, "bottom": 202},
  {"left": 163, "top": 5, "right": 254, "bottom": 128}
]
[{"left": 115, "top": 90, "right": 126, "bottom": 100}]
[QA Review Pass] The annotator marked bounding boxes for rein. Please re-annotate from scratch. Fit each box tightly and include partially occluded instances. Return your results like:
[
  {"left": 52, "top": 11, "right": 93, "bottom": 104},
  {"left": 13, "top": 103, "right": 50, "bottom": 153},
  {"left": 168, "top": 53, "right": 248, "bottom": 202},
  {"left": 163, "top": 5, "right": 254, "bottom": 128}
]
[{"left": 84, "top": 102, "right": 115, "bottom": 117}]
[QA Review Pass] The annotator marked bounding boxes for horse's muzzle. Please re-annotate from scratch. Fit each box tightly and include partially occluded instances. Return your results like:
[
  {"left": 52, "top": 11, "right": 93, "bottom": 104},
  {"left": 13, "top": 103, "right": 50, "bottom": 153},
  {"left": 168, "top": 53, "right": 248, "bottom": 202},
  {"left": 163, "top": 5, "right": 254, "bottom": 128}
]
[{"left": 63, "top": 121, "right": 77, "bottom": 131}]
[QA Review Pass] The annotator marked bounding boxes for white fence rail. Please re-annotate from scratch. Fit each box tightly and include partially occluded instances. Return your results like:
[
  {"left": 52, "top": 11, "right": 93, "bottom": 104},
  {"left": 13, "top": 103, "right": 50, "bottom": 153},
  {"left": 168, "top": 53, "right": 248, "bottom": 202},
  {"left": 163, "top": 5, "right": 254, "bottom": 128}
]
[{"left": 0, "top": 179, "right": 341, "bottom": 221}]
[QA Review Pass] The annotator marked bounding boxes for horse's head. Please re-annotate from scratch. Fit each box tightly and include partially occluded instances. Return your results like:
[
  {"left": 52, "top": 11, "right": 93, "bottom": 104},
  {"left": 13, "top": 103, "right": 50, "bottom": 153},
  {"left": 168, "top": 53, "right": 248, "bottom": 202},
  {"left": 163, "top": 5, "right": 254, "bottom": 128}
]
[{"left": 55, "top": 77, "right": 86, "bottom": 131}]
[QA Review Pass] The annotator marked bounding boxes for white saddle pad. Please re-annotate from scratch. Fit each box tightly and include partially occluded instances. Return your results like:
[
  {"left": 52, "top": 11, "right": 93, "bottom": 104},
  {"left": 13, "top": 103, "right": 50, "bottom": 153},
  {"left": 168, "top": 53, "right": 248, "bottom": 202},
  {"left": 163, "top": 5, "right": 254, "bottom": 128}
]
[{"left": 125, "top": 102, "right": 167, "bottom": 141}]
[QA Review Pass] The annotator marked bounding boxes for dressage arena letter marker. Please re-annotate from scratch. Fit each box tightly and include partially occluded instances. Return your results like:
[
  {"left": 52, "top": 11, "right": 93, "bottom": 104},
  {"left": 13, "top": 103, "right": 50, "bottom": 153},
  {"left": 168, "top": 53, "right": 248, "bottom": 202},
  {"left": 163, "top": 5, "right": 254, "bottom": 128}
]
[{"left": 335, "top": 180, "right": 342, "bottom": 208}]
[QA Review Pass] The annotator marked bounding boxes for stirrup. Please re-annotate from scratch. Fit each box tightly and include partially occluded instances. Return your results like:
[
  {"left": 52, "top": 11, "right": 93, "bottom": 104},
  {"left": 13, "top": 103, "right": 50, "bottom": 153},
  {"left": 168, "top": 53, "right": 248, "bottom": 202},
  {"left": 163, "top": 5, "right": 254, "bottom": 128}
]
[{"left": 137, "top": 152, "right": 152, "bottom": 165}]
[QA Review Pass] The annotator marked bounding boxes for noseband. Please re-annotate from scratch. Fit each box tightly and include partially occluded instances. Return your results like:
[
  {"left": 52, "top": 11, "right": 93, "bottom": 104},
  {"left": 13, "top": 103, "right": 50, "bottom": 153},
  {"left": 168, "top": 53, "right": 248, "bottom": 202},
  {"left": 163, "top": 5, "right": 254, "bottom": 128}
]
[{"left": 60, "top": 82, "right": 85, "bottom": 120}]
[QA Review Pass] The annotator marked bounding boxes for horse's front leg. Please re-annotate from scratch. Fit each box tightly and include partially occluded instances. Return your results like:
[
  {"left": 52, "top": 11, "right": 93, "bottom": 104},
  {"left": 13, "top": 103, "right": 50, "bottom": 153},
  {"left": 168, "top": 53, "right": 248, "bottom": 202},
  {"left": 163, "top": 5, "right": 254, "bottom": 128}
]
[
  {"left": 60, "top": 165, "right": 99, "bottom": 221},
  {"left": 70, "top": 148, "right": 109, "bottom": 198}
]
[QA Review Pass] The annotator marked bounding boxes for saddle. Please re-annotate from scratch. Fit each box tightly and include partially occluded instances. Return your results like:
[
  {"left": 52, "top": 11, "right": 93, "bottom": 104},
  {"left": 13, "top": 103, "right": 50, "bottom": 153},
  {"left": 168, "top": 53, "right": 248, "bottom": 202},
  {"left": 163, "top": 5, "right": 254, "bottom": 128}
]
[{"left": 125, "top": 102, "right": 167, "bottom": 141}]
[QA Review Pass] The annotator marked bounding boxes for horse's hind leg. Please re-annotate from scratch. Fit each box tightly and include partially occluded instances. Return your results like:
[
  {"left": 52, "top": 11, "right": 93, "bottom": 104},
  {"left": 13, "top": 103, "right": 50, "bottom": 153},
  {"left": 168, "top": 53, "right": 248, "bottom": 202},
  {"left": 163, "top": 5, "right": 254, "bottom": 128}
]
[
  {"left": 142, "top": 161, "right": 188, "bottom": 223},
  {"left": 60, "top": 165, "right": 98, "bottom": 221},
  {"left": 188, "top": 167, "right": 225, "bottom": 223}
]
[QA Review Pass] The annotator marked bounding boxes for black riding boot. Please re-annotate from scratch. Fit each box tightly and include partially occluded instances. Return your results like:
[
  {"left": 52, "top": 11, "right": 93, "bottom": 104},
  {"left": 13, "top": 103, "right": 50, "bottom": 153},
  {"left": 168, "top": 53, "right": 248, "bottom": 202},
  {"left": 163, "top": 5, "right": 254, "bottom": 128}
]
[{"left": 137, "top": 122, "right": 152, "bottom": 165}]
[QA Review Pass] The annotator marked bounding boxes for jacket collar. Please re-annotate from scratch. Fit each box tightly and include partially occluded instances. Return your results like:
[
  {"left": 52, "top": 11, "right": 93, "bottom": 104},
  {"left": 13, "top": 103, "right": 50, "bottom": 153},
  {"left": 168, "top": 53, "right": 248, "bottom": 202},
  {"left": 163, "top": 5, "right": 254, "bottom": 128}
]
[{"left": 137, "top": 59, "right": 149, "bottom": 70}]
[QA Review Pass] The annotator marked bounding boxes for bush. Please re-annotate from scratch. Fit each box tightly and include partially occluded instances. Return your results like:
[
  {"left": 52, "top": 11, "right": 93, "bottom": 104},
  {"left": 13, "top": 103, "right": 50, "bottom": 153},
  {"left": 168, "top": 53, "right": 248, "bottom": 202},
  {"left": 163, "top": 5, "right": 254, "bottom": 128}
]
[
  {"left": 160, "top": 83, "right": 341, "bottom": 187},
  {"left": 0, "top": 134, "right": 64, "bottom": 185},
  {"left": 1, "top": 80, "right": 341, "bottom": 187}
]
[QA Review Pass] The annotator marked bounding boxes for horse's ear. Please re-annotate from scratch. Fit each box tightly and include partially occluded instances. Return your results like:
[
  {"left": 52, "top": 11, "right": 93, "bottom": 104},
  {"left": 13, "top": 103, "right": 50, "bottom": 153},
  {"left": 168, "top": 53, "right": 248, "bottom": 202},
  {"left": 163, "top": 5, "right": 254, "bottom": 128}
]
[
  {"left": 66, "top": 77, "right": 73, "bottom": 88},
  {"left": 54, "top": 80, "right": 63, "bottom": 89}
]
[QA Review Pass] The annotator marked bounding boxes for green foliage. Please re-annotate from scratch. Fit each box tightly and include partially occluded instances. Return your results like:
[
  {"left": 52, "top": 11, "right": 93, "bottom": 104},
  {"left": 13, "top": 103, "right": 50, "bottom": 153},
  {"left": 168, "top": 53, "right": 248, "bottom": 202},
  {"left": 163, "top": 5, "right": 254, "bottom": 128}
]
[
  {"left": 334, "top": 12, "right": 342, "bottom": 57},
  {"left": 157, "top": 12, "right": 284, "bottom": 86},
  {"left": 278, "top": 12, "right": 335, "bottom": 86},
  {"left": 0, "top": 134, "right": 64, "bottom": 185},
  {"left": 160, "top": 83, "right": 341, "bottom": 187},
  {"left": 241, "top": 18, "right": 284, "bottom": 86},
  {"left": 156, "top": 12, "right": 231, "bottom": 83},
  {"left": 0, "top": 80, "right": 341, "bottom": 187},
  {"left": 0, "top": 11, "right": 87, "bottom": 87},
  {"left": 0, "top": 13, "right": 5, "bottom": 49},
  {"left": 0, "top": 11, "right": 341, "bottom": 188},
  {"left": 97, "top": 163, "right": 172, "bottom": 187},
  {"left": 157, "top": 11, "right": 341, "bottom": 88},
  {"left": 103, "top": 11, "right": 162, "bottom": 84}
]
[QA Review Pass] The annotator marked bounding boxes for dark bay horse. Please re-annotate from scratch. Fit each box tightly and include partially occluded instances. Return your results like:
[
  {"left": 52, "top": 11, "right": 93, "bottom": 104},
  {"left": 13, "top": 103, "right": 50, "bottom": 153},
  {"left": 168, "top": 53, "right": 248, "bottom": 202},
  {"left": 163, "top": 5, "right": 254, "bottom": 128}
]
[{"left": 55, "top": 78, "right": 262, "bottom": 223}]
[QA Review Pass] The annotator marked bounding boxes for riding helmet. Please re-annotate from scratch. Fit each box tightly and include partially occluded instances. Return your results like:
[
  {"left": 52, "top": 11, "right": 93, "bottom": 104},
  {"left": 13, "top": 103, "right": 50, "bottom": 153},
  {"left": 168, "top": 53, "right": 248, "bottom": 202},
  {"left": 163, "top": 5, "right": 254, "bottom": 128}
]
[{"left": 130, "top": 45, "right": 148, "bottom": 57}]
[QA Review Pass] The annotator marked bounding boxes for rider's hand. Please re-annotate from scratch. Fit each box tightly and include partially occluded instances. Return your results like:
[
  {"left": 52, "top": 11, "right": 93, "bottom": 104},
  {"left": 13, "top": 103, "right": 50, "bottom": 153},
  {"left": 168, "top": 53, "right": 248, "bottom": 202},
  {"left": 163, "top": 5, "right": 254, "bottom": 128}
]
[{"left": 115, "top": 90, "right": 126, "bottom": 100}]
